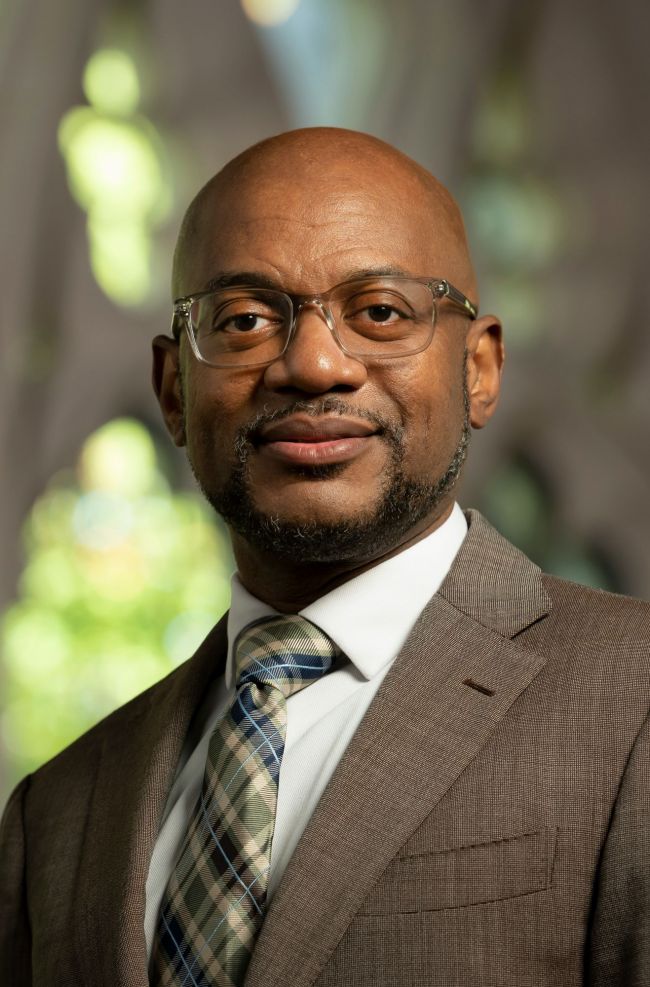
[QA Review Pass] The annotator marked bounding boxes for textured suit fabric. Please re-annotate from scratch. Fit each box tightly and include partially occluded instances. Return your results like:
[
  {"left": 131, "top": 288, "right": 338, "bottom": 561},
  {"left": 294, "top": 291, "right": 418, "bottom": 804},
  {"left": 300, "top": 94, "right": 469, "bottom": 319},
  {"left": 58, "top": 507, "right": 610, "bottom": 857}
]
[{"left": 1, "top": 510, "right": 650, "bottom": 987}]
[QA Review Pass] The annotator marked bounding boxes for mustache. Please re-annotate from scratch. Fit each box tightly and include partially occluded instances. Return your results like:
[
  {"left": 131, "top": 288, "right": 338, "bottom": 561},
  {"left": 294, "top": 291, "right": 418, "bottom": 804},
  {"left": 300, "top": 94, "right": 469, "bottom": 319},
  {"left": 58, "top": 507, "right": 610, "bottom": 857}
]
[{"left": 233, "top": 397, "right": 404, "bottom": 461}]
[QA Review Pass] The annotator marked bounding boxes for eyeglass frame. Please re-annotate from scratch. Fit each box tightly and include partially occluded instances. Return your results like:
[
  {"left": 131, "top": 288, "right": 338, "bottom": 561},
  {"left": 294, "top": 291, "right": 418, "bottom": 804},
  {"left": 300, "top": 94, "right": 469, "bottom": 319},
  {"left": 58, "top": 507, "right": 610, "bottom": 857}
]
[{"left": 170, "top": 275, "right": 478, "bottom": 369}]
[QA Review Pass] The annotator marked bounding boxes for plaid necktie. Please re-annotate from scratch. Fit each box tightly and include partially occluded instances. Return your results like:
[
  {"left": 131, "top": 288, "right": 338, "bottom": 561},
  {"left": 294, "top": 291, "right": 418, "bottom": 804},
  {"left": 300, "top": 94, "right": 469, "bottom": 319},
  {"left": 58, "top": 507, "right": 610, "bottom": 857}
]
[{"left": 150, "top": 614, "right": 339, "bottom": 987}]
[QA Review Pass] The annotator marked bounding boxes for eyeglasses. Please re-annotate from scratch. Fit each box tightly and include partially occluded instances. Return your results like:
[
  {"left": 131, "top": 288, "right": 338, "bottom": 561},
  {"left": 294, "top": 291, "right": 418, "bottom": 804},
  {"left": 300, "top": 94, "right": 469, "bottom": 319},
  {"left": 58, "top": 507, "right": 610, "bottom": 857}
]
[{"left": 171, "top": 275, "right": 478, "bottom": 369}]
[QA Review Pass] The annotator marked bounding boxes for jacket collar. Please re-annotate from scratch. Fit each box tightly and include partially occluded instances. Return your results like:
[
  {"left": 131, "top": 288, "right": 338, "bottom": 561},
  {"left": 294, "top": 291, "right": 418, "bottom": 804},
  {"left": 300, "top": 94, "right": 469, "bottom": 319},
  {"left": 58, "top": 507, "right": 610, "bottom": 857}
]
[{"left": 440, "top": 508, "right": 552, "bottom": 637}]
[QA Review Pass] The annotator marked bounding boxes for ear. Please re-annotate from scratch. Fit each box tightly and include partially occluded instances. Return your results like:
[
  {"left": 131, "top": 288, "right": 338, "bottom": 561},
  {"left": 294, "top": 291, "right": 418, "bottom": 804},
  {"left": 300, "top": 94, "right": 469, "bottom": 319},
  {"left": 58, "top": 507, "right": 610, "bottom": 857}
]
[
  {"left": 465, "top": 315, "right": 504, "bottom": 429},
  {"left": 152, "top": 335, "right": 186, "bottom": 446}
]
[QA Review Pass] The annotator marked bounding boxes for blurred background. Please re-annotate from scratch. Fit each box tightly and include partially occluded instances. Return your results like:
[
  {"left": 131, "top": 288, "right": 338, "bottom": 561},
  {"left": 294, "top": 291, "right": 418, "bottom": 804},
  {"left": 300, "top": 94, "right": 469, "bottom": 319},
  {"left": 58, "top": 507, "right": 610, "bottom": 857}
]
[{"left": 1, "top": 0, "right": 648, "bottom": 808}]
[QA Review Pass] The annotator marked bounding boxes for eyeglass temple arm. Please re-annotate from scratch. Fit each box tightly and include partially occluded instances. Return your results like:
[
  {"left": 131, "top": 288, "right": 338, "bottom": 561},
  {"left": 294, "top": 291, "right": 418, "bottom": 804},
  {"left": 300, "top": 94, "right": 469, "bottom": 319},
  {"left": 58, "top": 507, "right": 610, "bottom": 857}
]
[
  {"left": 433, "top": 280, "right": 478, "bottom": 320},
  {"left": 171, "top": 299, "right": 192, "bottom": 339}
]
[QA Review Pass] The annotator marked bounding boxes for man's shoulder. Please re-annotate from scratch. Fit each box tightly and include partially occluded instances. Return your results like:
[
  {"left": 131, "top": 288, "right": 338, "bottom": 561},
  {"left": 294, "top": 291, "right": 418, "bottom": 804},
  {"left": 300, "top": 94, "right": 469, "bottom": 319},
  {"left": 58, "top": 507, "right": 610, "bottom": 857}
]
[
  {"left": 0, "top": 669, "right": 175, "bottom": 839},
  {"left": 538, "top": 570, "right": 650, "bottom": 654},
  {"left": 542, "top": 569, "right": 650, "bottom": 625},
  {"left": 15, "top": 613, "right": 229, "bottom": 809},
  {"left": 450, "top": 509, "right": 650, "bottom": 659},
  {"left": 18, "top": 662, "right": 182, "bottom": 802}
]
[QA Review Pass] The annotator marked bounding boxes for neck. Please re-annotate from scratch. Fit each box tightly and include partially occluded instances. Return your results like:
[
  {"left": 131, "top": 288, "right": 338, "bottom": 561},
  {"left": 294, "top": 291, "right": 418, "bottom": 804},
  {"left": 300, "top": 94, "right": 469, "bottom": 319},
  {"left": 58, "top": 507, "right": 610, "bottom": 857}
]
[{"left": 230, "top": 501, "right": 455, "bottom": 612}]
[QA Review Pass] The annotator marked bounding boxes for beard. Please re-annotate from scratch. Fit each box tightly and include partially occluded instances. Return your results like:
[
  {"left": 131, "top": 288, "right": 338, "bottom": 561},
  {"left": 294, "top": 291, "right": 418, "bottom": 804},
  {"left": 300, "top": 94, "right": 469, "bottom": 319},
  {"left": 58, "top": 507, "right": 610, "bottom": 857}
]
[{"left": 184, "top": 375, "right": 470, "bottom": 565}]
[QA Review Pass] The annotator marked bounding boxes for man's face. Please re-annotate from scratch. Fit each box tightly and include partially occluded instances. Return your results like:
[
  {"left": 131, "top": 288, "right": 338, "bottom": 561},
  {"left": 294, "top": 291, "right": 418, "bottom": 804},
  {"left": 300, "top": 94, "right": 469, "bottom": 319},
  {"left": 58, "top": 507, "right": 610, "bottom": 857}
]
[{"left": 157, "top": 159, "right": 494, "bottom": 565}]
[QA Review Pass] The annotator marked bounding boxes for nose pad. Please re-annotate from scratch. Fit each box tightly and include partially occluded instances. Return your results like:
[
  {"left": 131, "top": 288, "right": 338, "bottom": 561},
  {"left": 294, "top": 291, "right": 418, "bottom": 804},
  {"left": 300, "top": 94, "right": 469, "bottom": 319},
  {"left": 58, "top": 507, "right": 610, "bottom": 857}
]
[
  {"left": 293, "top": 299, "right": 337, "bottom": 338},
  {"left": 288, "top": 299, "right": 348, "bottom": 359}
]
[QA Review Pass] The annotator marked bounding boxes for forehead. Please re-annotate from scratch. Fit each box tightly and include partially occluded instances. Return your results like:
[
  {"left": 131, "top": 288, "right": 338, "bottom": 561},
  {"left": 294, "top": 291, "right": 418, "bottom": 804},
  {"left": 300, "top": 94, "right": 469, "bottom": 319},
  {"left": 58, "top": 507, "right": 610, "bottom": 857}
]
[{"left": 180, "top": 168, "right": 459, "bottom": 295}]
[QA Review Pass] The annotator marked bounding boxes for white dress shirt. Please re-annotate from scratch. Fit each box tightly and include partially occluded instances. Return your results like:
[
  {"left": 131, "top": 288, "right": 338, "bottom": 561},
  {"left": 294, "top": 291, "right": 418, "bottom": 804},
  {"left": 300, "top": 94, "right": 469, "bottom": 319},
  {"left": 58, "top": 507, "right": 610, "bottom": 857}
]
[{"left": 144, "top": 502, "right": 467, "bottom": 955}]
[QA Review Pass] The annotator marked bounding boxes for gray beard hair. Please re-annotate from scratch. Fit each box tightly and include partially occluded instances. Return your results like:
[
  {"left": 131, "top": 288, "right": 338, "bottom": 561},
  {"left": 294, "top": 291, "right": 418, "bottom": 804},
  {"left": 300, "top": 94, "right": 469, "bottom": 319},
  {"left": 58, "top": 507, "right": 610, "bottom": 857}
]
[{"left": 184, "top": 374, "right": 470, "bottom": 565}]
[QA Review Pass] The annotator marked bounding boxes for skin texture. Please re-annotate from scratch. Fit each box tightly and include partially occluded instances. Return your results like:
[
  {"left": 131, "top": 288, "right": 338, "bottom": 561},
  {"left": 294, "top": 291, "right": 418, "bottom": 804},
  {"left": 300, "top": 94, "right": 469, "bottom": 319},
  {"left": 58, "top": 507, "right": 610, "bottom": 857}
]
[{"left": 153, "top": 128, "right": 504, "bottom": 611}]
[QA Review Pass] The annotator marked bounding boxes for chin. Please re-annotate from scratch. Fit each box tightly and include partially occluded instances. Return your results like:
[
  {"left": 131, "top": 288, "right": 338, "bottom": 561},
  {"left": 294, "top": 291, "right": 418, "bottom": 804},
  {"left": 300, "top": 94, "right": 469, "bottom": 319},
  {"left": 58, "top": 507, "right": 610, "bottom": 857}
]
[
  {"left": 255, "top": 497, "right": 373, "bottom": 530},
  {"left": 215, "top": 485, "right": 435, "bottom": 566}
]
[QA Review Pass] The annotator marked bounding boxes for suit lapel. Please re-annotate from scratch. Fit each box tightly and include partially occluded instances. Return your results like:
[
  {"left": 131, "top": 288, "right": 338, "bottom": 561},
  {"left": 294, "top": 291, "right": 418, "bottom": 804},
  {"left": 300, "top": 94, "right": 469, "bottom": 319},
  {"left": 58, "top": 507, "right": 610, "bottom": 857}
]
[
  {"left": 245, "top": 511, "right": 552, "bottom": 987},
  {"left": 74, "top": 616, "right": 228, "bottom": 987}
]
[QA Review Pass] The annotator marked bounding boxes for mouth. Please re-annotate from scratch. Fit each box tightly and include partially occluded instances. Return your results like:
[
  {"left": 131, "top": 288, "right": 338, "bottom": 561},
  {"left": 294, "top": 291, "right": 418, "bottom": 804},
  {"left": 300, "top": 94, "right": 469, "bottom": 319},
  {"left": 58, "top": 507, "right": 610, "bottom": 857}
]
[{"left": 255, "top": 415, "right": 380, "bottom": 467}]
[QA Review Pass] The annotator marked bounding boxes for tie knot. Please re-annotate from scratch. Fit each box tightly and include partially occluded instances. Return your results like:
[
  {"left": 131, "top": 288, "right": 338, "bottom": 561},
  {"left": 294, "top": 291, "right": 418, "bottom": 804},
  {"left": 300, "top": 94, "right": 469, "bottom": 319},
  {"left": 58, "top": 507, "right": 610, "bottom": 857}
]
[{"left": 234, "top": 614, "right": 339, "bottom": 699}]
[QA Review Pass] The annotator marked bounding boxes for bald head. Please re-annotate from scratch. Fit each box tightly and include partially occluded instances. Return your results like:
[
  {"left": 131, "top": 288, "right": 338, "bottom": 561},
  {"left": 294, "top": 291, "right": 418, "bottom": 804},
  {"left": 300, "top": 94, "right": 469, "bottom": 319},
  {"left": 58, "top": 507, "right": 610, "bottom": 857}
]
[{"left": 172, "top": 127, "right": 477, "bottom": 304}]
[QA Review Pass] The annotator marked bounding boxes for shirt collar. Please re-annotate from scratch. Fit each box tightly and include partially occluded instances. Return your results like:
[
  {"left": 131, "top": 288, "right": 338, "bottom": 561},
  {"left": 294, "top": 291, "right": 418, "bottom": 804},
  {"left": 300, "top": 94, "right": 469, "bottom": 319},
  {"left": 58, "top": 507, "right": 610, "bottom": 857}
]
[{"left": 226, "top": 502, "right": 467, "bottom": 687}]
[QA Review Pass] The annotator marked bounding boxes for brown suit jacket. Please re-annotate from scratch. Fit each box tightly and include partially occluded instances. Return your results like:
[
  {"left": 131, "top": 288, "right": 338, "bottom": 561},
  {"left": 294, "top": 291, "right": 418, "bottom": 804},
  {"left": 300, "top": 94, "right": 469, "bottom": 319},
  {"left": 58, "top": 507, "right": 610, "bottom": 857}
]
[{"left": 2, "top": 511, "right": 650, "bottom": 986}]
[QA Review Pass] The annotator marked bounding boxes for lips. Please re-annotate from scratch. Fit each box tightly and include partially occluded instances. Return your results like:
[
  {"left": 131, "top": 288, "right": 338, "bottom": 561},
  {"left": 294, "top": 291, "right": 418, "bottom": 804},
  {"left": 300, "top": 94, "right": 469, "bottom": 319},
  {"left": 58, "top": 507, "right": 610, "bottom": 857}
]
[
  {"left": 256, "top": 415, "right": 379, "bottom": 466},
  {"left": 258, "top": 416, "right": 378, "bottom": 443}
]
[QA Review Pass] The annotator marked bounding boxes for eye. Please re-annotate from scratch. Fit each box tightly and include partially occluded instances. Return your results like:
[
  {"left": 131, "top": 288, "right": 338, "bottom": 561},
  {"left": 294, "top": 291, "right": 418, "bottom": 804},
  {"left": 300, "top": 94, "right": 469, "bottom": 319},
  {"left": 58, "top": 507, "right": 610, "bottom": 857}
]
[
  {"left": 363, "top": 304, "right": 401, "bottom": 324},
  {"left": 218, "top": 312, "right": 276, "bottom": 334},
  {"left": 344, "top": 293, "right": 414, "bottom": 326},
  {"left": 202, "top": 296, "right": 285, "bottom": 336}
]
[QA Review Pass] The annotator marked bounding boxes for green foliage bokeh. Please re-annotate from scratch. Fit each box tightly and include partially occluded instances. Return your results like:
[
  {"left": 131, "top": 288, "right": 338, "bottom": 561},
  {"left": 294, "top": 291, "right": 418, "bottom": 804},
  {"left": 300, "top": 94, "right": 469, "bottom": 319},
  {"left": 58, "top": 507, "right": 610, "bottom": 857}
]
[{"left": 1, "top": 419, "right": 232, "bottom": 798}]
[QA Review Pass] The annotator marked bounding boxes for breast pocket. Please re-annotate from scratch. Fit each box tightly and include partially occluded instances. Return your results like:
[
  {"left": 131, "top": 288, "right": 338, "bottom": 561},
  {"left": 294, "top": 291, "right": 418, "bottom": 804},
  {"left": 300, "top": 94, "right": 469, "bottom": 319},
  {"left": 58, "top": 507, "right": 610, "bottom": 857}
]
[{"left": 358, "top": 827, "right": 557, "bottom": 915}]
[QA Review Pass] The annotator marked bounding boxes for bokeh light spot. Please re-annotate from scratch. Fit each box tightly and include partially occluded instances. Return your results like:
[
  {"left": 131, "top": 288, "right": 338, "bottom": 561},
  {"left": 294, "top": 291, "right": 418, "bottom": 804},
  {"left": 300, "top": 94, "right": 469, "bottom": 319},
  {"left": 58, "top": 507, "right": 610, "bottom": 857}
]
[
  {"left": 88, "top": 217, "right": 151, "bottom": 305},
  {"left": 3, "top": 608, "right": 72, "bottom": 684},
  {"left": 59, "top": 115, "right": 163, "bottom": 219},
  {"left": 481, "top": 461, "right": 549, "bottom": 552},
  {"left": 464, "top": 175, "right": 563, "bottom": 272},
  {"left": 79, "top": 418, "right": 158, "bottom": 496},
  {"left": 241, "top": 0, "right": 301, "bottom": 27},
  {"left": 83, "top": 48, "right": 141, "bottom": 116},
  {"left": 58, "top": 49, "right": 172, "bottom": 309},
  {"left": 164, "top": 612, "right": 220, "bottom": 666},
  {"left": 73, "top": 493, "right": 134, "bottom": 551}
]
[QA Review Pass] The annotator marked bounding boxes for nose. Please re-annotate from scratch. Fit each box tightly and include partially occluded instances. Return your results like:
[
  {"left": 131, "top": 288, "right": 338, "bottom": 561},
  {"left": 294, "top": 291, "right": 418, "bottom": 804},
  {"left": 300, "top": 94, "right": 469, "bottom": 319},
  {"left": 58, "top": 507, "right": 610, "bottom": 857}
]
[{"left": 262, "top": 300, "right": 368, "bottom": 395}]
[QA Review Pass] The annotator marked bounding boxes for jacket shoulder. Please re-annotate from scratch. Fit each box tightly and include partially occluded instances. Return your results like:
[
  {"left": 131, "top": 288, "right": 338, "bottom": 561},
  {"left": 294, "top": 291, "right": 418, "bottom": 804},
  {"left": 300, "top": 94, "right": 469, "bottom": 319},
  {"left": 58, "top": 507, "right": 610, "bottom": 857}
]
[
  {"left": 21, "top": 613, "right": 229, "bottom": 797},
  {"left": 455, "top": 509, "right": 650, "bottom": 650},
  {"left": 21, "top": 662, "right": 181, "bottom": 798},
  {"left": 540, "top": 572, "right": 650, "bottom": 646}
]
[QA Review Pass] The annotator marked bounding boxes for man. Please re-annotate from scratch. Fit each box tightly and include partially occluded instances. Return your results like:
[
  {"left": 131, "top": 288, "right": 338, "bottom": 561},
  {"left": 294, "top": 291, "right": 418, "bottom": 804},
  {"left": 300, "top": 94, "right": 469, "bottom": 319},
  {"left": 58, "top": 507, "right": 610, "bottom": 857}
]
[{"left": 1, "top": 128, "right": 649, "bottom": 986}]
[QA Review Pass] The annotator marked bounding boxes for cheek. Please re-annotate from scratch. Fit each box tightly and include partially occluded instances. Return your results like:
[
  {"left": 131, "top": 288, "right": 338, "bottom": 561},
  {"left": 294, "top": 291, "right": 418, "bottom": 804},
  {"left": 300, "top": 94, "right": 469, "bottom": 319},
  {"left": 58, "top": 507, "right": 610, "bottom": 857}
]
[
  {"left": 388, "top": 355, "right": 465, "bottom": 472},
  {"left": 183, "top": 367, "right": 258, "bottom": 462}
]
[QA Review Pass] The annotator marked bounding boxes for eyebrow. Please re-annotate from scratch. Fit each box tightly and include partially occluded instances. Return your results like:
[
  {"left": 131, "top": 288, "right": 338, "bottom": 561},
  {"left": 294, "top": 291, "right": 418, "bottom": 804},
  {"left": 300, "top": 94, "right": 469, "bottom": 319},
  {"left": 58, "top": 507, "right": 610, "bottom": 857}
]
[{"left": 202, "top": 265, "right": 416, "bottom": 294}]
